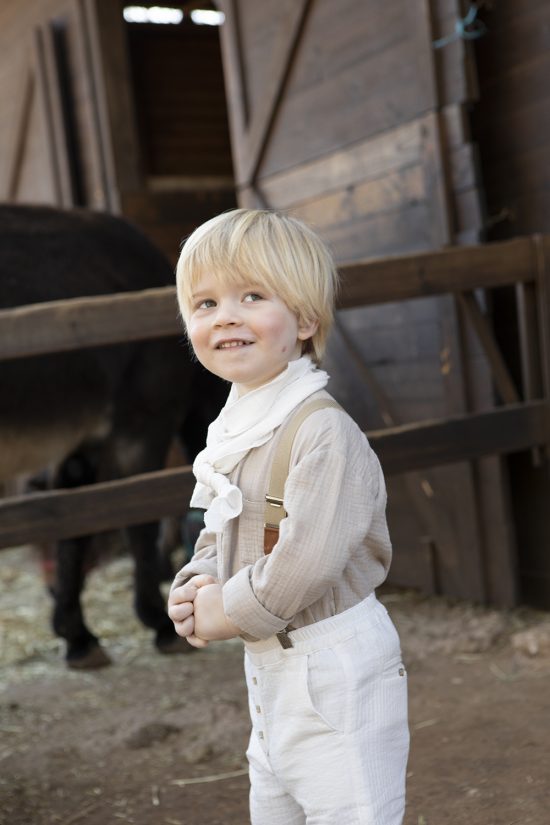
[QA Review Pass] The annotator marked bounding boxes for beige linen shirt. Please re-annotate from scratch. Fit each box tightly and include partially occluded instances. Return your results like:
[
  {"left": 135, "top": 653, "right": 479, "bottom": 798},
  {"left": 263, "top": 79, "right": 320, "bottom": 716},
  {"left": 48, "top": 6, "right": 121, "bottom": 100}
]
[{"left": 172, "top": 390, "right": 392, "bottom": 641}]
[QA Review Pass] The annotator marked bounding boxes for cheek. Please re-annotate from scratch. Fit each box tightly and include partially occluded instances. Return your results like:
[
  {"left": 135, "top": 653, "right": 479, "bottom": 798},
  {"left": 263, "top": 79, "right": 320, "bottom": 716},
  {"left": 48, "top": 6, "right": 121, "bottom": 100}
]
[{"left": 187, "top": 319, "right": 206, "bottom": 352}]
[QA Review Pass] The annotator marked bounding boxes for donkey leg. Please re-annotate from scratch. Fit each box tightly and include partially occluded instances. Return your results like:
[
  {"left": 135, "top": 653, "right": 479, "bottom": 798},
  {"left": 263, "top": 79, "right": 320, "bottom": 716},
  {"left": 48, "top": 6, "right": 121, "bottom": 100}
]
[
  {"left": 52, "top": 535, "right": 111, "bottom": 668},
  {"left": 127, "top": 521, "right": 195, "bottom": 654}
]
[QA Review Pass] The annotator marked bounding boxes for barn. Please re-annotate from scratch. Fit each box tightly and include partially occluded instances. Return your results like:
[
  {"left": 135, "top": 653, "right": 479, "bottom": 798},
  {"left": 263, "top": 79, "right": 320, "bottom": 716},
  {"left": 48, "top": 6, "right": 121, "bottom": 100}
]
[
  {"left": 2, "top": 4, "right": 550, "bottom": 825},
  {"left": 1, "top": 0, "right": 550, "bottom": 612}
]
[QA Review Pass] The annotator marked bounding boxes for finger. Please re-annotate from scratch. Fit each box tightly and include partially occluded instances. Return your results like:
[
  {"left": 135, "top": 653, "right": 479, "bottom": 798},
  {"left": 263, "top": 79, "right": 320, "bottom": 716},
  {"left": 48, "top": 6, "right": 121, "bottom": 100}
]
[
  {"left": 167, "top": 600, "right": 193, "bottom": 624},
  {"left": 173, "top": 615, "right": 194, "bottom": 638},
  {"left": 186, "top": 634, "right": 209, "bottom": 648},
  {"left": 192, "top": 574, "right": 218, "bottom": 589},
  {"left": 168, "top": 582, "right": 197, "bottom": 606}
]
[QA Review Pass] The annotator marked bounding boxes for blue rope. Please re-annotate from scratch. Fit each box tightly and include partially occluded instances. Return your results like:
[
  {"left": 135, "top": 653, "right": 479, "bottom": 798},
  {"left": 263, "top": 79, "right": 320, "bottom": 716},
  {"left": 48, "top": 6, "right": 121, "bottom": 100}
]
[{"left": 433, "top": 3, "right": 487, "bottom": 49}]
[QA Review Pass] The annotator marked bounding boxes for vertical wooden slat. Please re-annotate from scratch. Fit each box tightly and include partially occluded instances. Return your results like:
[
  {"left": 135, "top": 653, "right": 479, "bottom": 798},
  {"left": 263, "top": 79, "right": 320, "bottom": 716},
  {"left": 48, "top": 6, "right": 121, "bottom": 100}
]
[
  {"left": 533, "top": 235, "right": 550, "bottom": 459},
  {"left": 516, "top": 282, "right": 543, "bottom": 401},
  {"left": 40, "top": 19, "right": 74, "bottom": 207},
  {"left": 4, "top": 59, "right": 35, "bottom": 200},
  {"left": 33, "top": 25, "right": 63, "bottom": 204},
  {"left": 217, "top": 0, "right": 249, "bottom": 181}
]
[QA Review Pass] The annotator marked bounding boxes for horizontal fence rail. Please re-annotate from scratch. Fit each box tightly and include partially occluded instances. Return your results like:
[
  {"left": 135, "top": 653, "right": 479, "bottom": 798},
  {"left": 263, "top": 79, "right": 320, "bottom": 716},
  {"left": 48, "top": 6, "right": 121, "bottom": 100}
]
[
  {"left": 1, "top": 401, "right": 548, "bottom": 549},
  {"left": 1, "top": 234, "right": 550, "bottom": 551},
  {"left": 0, "top": 236, "right": 540, "bottom": 361}
]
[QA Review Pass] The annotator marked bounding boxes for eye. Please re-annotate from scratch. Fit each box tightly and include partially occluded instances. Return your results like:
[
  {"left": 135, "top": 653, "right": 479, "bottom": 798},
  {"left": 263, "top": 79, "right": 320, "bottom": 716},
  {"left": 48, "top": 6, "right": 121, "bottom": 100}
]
[
  {"left": 196, "top": 298, "right": 216, "bottom": 310},
  {"left": 243, "top": 292, "right": 263, "bottom": 303}
]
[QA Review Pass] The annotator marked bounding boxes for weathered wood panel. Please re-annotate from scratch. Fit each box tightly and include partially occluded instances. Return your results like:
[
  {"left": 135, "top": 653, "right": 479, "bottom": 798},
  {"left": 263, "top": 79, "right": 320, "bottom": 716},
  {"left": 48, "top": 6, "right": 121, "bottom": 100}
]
[
  {"left": 218, "top": 0, "right": 513, "bottom": 604},
  {"left": 2, "top": 402, "right": 547, "bottom": 551}
]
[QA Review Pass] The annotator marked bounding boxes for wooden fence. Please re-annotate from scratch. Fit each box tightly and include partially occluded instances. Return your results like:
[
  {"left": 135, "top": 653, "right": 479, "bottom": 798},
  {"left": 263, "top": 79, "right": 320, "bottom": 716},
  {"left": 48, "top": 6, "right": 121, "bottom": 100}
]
[{"left": 1, "top": 235, "right": 549, "bottom": 550}]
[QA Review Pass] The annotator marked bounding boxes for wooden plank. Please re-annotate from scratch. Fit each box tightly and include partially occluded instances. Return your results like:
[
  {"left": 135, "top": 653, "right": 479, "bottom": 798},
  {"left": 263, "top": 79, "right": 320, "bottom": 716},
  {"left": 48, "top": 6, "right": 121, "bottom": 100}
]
[
  {"left": 33, "top": 25, "right": 62, "bottom": 204},
  {"left": 0, "top": 466, "right": 196, "bottom": 550},
  {"left": 420, "top": 111, "right": 453, "bottom": 245},
  {"left": 217, "top": 0, "right": 250, "bottom": 177},
  {"left": 281, "top": 0, "right": 409, "bottom": 97},
  {"left": 533, "top": 236, "right": 550, "bottom": 410},
  {"left": 453, "top": 187, "right": 484, "bottom": 234},
  {"left": 289, "top": 164, "right": 425, "bottom": 232},
  {"left": 324, "top": 202, "right": 434, "bottom": 263},
  {"left": 1, "top": 401, "right": 547, "bottom": 551},
  {"left": 441, "top": 102, "right": 471, "bottom": 148},
  {"left": 4, "top": 59, "right": 34, "bottom": 200},
  {"left": 0, "top": 287, "right": 181, "bottom": 361},
  {"left": 457, "top": 290, "right": 521, "bottom": 404},
  {"left": 337, "top": 237, "right": 535, "bottom": 309},
  {"left": 248, "top": 116, "right": 425, "bottom": 209},
  {"left": 0, "top": 236, "right": 542, "bottom": 361},
  {"left": 516, "top": 281, "right": 543, "bottom": 401},
  {"left": 370, "top": 400, "right": 550, "bottom": 475},
  {"left": 259, "top": 30, "right": 435, "bottom": 180},
  {"left": 333, "top": 315, "right": 485, "bottom": 601},
  {"left": 70, "top": 0, "right": 109, "bottom": 209},
  {"left": 449, "top": 143, "right": 478, "bottom": 192},
  {"left": 40, "top": 20, "right": 76, "bottom": 207}
]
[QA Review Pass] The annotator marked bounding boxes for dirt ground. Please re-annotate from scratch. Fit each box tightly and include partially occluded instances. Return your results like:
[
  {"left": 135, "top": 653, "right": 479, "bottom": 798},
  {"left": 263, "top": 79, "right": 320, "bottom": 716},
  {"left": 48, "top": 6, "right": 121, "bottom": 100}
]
[{"left": 1, "top": 546, "right": 549, "bottom": 825}]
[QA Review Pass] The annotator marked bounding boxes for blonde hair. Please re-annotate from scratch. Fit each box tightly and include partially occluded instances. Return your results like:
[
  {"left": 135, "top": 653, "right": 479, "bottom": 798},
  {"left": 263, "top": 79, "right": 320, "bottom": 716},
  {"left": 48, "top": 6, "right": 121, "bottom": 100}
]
[{"left": 176, "top": 208, "right": 339, "bottom": 363}]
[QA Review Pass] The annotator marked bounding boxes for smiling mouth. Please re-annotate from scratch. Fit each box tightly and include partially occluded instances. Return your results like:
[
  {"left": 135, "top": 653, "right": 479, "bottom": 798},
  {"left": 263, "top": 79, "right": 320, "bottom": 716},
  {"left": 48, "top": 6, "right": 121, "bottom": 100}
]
[{"left": 216, "top": 340, "right": 253, "bottom": 349}]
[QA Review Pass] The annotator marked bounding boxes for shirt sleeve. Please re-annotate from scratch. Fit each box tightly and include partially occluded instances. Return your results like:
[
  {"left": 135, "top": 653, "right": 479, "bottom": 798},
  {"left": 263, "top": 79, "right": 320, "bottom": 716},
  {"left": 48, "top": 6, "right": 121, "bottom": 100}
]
[
  {"left": 170, "top": 525, "right": 218, "bottom": 591},
  {"left": 223, "top": 412, "right": 384, "bottom": 638}
]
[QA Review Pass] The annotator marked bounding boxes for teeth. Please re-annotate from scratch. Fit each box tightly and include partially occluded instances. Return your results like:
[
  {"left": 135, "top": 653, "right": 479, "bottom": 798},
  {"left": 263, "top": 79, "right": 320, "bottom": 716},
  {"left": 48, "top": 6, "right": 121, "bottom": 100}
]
[{"left": 219, "top": 341, "right": 249, "bottom": 348}]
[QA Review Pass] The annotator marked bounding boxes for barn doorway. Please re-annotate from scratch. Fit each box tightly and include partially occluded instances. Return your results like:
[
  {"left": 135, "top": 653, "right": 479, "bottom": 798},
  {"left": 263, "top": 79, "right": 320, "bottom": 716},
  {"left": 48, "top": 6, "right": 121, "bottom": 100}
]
[{"left": 122, "top": 2, "right": 236, "bottom": 261}]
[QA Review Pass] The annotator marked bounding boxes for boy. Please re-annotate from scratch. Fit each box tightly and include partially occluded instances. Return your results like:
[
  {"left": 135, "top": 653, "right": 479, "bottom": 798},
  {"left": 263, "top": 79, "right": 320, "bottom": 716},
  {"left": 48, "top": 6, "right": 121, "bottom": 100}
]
[{"left": 168, "top": 209, "right": 409, "bottom": 824}]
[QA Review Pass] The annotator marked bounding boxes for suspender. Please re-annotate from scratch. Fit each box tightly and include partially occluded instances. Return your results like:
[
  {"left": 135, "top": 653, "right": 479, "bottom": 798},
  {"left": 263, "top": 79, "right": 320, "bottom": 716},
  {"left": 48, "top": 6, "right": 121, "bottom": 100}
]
[{"left": 263, "top": 398, "right": 341, "bottom": 555}]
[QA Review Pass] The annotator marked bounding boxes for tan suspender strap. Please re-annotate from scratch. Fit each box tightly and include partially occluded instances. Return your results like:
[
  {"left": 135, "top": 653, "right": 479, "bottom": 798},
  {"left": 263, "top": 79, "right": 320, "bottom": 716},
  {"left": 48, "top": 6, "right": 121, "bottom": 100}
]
[{"left": 263, "top": 399, "right": 342, "bottom": 555}]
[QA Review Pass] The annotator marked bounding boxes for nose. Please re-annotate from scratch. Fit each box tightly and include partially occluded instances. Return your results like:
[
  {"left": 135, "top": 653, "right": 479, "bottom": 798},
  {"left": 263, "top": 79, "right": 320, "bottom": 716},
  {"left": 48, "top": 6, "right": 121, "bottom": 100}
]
[{"left": 213, "top": 298, "right": 242, "bottom": 327}]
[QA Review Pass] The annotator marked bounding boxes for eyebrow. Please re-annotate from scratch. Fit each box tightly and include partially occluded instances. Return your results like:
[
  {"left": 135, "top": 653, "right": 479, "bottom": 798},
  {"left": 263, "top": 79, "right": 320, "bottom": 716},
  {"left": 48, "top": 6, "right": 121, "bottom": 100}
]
[{"left": 191, "top": 282, "right": 266, "bottom": 299}]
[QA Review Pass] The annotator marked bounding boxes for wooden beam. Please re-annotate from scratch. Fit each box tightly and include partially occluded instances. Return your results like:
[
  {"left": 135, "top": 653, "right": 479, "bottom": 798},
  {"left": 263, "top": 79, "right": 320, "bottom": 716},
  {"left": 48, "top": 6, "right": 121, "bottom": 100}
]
[
  {"left": 241, "top": 0, "right": 312, "bottom": 187},
  {"left": 0, "top": 236, "right": 544, "bottom": 362},
  {"left": 0, "top": 467, "right": 196, "bottom": 550},
  {"left": 0, "top": 287, "right": 182, "bottom": 362},
  {"left": 1, "top": 402, "right": 548, "bottom": 551},
  {"left": 337, "top": 237, "right": 535, "bottom": 309},
  {"left": 457, "top": 290, "right": 521, "bottom": 404},
  {"left": 369, "top": 400, "right": 549, "bottom": 476}
]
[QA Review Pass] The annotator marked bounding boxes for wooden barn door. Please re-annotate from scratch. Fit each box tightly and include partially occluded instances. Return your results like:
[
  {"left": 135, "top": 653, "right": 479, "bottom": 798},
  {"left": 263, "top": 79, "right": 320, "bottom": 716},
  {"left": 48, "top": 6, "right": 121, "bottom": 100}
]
[
  {"left": 218, "top": 0, "right": 517, "bottom": 605},
  {"left": 1, "top": 0, "right": 140, "bottom": 212}
]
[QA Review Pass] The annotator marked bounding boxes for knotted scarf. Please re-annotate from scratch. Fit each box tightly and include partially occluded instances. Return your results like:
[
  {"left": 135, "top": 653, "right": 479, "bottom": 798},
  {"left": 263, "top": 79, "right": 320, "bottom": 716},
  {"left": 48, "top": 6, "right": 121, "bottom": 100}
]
[{"left": 190, "top": 356, "right": 329, "bottom": 533}]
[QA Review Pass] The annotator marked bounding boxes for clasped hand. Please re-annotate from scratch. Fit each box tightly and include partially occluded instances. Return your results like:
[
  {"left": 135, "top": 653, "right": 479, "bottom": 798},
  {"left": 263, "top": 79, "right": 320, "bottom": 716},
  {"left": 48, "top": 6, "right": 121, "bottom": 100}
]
[{"left": 167, "top": 574, "right": 240, "bottom": 648}]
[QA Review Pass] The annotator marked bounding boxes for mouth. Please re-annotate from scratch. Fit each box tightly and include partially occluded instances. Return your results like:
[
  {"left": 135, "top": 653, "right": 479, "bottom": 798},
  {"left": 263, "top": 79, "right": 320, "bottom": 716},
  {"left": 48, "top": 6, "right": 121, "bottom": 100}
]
[{"left": 215, "top": 339, "right": 253, "bottom": 349}]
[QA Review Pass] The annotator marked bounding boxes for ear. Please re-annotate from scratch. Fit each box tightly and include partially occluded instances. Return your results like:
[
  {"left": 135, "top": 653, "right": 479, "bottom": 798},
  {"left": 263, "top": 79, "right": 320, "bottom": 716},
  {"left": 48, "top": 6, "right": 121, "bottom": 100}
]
[{"left": 297, "top": 317, "right": 319, "bottom": 342}]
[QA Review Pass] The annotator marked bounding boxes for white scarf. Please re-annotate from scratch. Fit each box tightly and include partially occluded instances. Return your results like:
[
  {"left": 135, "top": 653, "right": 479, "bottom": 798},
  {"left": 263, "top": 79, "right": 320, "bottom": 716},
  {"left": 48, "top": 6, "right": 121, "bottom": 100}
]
[{"left": 190, "top": 355, "right": 329, "bottom": 533}]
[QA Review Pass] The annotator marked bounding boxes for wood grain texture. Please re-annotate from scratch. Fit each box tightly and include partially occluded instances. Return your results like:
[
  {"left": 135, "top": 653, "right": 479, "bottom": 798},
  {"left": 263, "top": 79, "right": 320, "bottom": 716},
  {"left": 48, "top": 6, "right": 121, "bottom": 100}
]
[{"left": 1, "top": 402, "right": 547, "bottom": 551}]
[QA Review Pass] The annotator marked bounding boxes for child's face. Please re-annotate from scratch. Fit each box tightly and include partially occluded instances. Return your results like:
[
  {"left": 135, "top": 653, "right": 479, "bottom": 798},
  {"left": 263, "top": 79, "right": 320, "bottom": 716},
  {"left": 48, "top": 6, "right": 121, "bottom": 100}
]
[{"left": 187, "top": 272, "right": 317, "bottom": 394}]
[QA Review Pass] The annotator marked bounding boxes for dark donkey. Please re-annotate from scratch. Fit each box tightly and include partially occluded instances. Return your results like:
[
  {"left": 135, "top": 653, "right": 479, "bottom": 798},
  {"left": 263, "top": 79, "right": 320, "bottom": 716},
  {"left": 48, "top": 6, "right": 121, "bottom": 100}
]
[{"left": 0, "top": 205, "right": 225, "bottom": 668}]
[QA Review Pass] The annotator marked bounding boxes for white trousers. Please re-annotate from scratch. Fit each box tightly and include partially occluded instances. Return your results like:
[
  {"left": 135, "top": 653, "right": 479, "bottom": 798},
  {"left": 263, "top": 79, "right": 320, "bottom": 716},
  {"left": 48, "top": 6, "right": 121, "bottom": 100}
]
[{"left": 244, "top": 595, "right": 409, "bottom": 825}]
